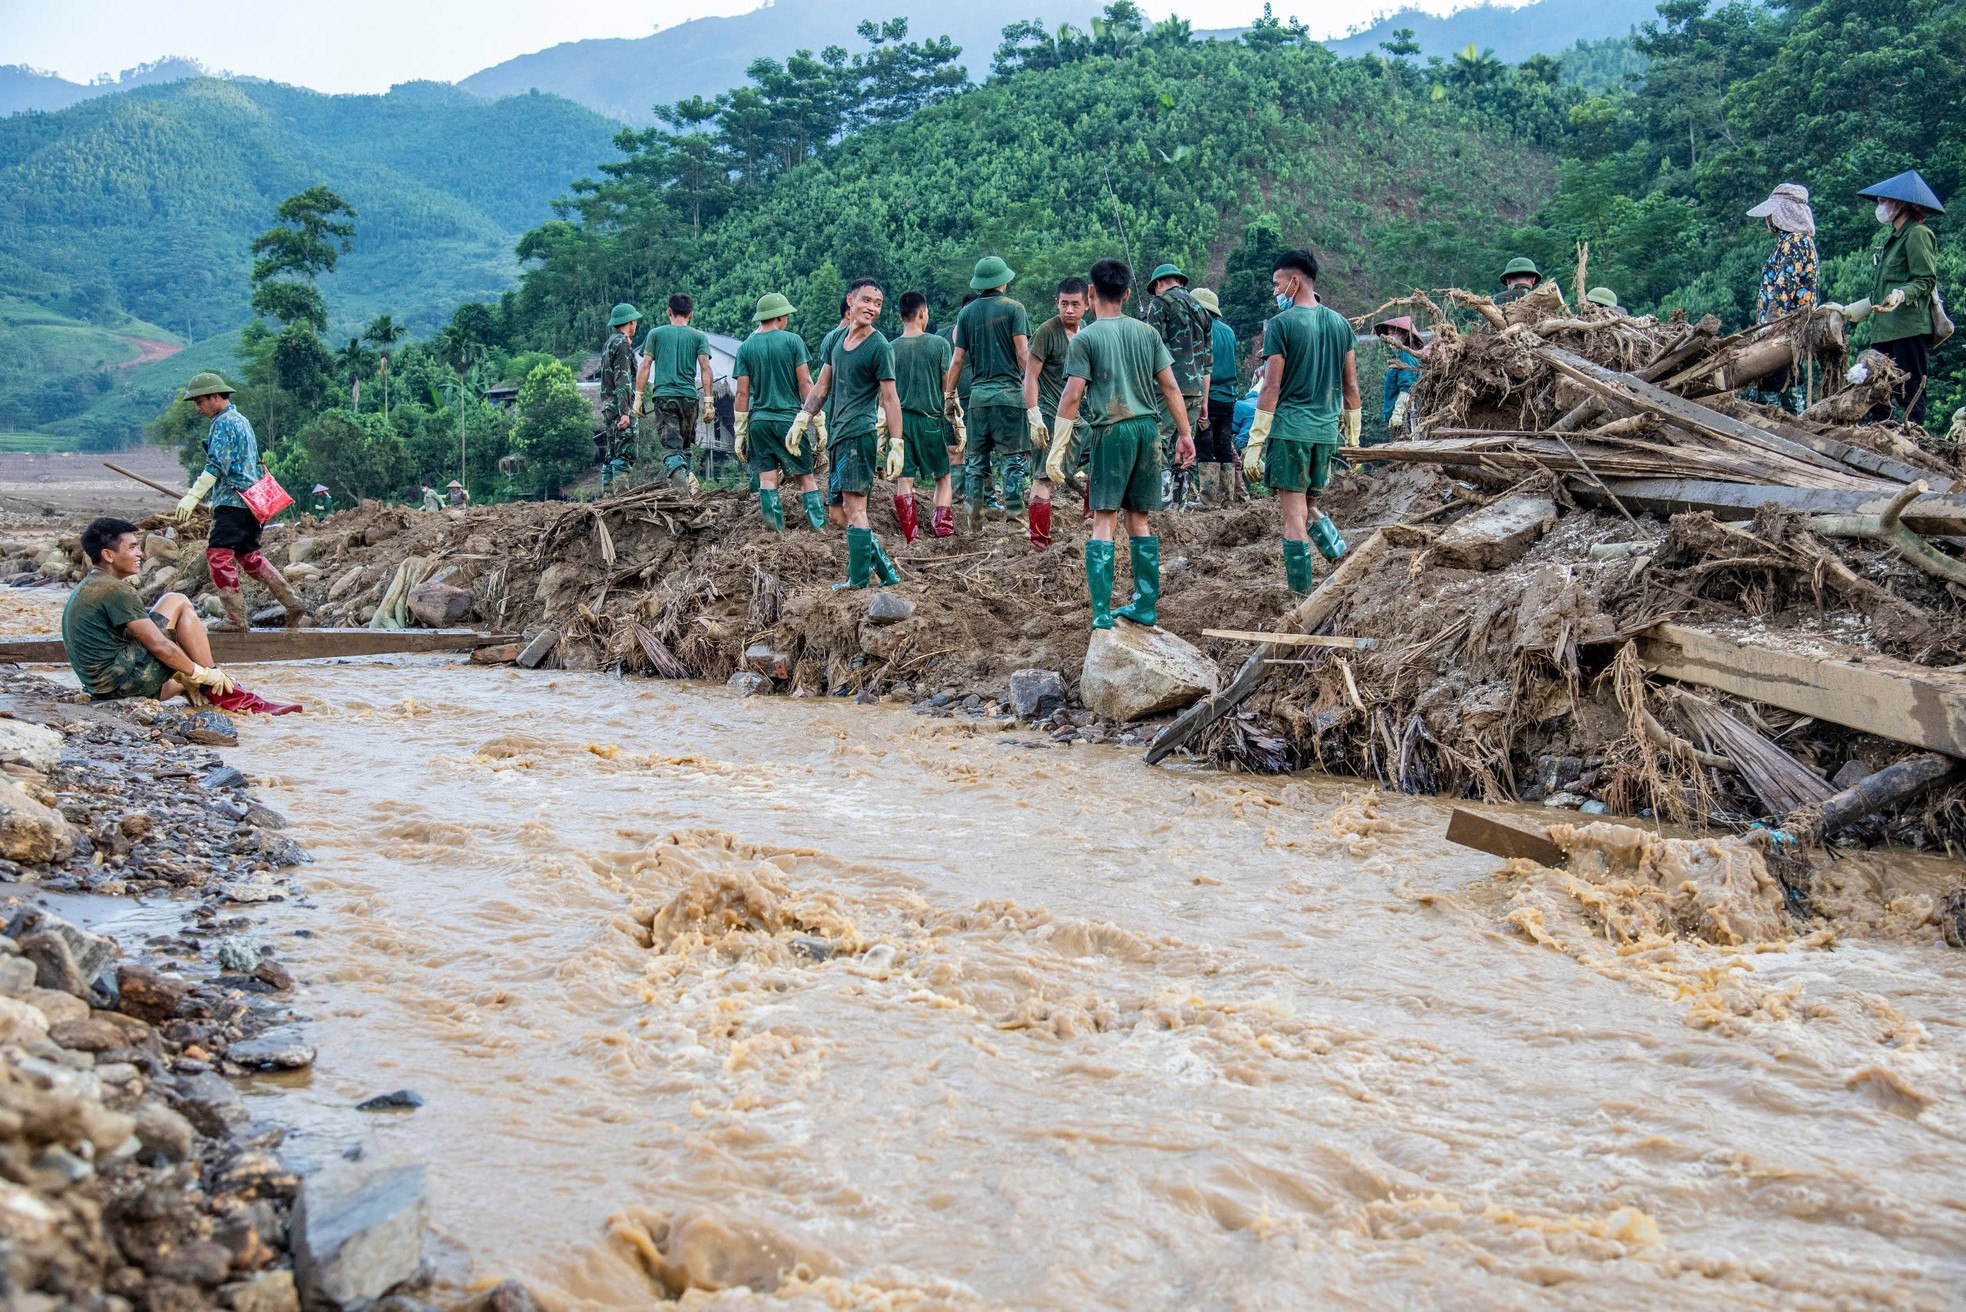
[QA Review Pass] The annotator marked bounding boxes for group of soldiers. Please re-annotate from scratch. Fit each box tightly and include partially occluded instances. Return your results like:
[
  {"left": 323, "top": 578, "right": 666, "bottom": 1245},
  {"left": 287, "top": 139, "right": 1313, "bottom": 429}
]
[{"left": 595, "top": 251, "right": 1362, "bottom": 626}]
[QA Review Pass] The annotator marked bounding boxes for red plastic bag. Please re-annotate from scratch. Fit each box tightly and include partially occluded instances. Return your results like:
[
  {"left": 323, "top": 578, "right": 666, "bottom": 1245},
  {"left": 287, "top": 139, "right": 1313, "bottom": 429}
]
[{"left": 242, "top": 472, "right": 294, "bottom": 522}]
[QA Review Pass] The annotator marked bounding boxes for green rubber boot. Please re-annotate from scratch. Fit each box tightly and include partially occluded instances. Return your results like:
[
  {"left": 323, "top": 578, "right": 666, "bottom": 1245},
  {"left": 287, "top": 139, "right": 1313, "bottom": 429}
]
[
  {"left": 1308, "top": 513, "right": 1348, "bottom": 562},
  {"left": 1113, "top": 535, "right": 1161, "bottom": 627},
  {"left": 758, "top": 488, "right": 785, "bottom": 532},
  {"left": 802, "top": 491, "right": 826, "bottom": 532},
  {"left": 1084, "top": 539, "right": 1116, "bottom": 630},
  {"left": 834, "top": 526, "right": 875, "bottom": 590},
  {"left": 870, "top": 534, "right": 901, "bottom": 586},
  {"left": 1282, "top": 538, "right": 1315, "bottom": 597}
]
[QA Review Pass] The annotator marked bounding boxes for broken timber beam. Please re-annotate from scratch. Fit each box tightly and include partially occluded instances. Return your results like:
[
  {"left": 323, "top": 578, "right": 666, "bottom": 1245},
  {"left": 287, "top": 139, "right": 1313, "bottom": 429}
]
[
  {"left": 1445, "top": 807, "right": 1567, "bottom": 867},
  {"left": 1588, "top": 478, "right": 1966, "bottom": 536},
  {"left": 1786, "top": 752, "right": 1962, "bottom": 842},
  {"left": 1638, "top": 623, "right": 1966, "bottom": 759},
  {"left": 1200, "top": 629, "right": 1379, "bottom": 650},
  {"left": 1145, "top": 531, "right": 1388, "bottom": 765},
  {"left": 0, "top": 627, "right": 514, "bottom": 666},
  {"left": 1538, "top": 345, "right": 1913, "bottom": 488}
]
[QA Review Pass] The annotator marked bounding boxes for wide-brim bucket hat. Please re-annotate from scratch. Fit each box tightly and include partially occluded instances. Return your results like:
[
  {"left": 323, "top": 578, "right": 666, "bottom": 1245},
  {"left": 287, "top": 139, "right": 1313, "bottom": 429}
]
[
  {"left": 1586, "top": 287, "right": 1620, "bottom": 308},
  {"left": 182, "top": 372, "right": 235, "bottom": 400},
  {"left": 1191, "top": 287, "right": 1221, "bottom": 315},
  {"left": 607, "top": 302, "right": 642, "bottom": 328},
  {"left": 1148, "top": 262, "right": 1188, "bottom": 287},
  {"left": 970, "top": 256, "right": 1016, "bottom": 290},
  {"left": 753, "top": 292, "right": 796, "bottom": 322},
  {"left": 1746, "top": 182, "right": 1816, "bottom": 234},
  {"left": 1373, "top": 315, "right": 1422, "bottom": 347},
  {"left": 1498, "top": 257, "right": 1540, "bottom": 284},
  {"left": 1858, "top": 169, "right": 1945, "bottom": 215}
]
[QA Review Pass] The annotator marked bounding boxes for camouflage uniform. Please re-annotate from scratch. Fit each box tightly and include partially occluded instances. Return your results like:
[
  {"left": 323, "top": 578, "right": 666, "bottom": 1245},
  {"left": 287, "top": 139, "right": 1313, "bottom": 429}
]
[
  {"left": 599, "top": 329, "right": 638, "bottom": 471},
  {"left": 1143, "top": 285, "right": 1212, "bottom": 503}
]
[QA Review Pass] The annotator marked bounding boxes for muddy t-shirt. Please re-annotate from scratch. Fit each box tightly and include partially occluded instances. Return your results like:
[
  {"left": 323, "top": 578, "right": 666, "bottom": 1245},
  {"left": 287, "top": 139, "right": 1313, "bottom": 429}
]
[
  {"left": 1261, "top": 304, "right": 1355, "bottom": 443},
  {"left": 642, "top": 324, "right": 710, "bottom": 400},
  {"left": 1030, "top": 316, "right": 1077, "bottom": 422},
  {"left": 891, "top": 333, "right": 954, "bottom": 417},
  {"left": 61, "top": 569, "right": 150, "bottom": 696},
  {"left": 1063, "top": 316, "right": 1171, "bottom": 431},
  {"left": 815, "top": 325, "right": 847, "bottom": 418},
  {"left": 827, "top": 329, "right": 895, "bottom": 440},
  {"left": 953, "top": 292, "right": 1030, "bottom": 410},
  {"left": 733, "top": 329, "right": 807, "bottom": 422}
]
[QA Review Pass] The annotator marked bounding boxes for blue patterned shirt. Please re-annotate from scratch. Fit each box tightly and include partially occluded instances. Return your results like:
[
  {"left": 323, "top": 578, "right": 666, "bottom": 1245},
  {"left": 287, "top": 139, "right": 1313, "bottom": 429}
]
[
  {"left": 201, "top": 404, "right": 260, "bottom": 510},
  {"left": 1757, "top": 230, "right": 1818, "bottom": 324}
]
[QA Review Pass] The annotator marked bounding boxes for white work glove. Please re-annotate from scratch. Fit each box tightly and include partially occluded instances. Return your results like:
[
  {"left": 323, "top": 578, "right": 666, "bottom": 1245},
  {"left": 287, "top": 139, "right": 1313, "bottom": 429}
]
[
  {"left": 1837, "top": 298, "right": 1876, "bottom": 323},
  {"left": 883, "top": 430, "right": 905, "bottom": 480},
  {"left": 1242, "top": 411, "right": 1273, "bottom": 482},
  {"left": 875, "top": 408, "right": 888, "bottom": 443},
  {"left": 1044, "top": 418, "right": 1076, "bottom": 485},
  {"left": 187, "top": 664, "right": 237, "bottom": 695},
  {"left": 176, "top": 471, "right": 217, "bottom": 523},
  {"left": 1027, "top": 406, "right": 1049, "bottom": 447},
  {"left": 1389, "top": 391, "right": 1411, "bottom": 429},
  {"left": 1340, "top": 408, "right": 1362, "bottom": 448},
  {"left": 785, "top": 411, "right": 812, "bottom": 456},
  {"left": 948, "top": 412, "right": 968, "bottom": 451},
  {"left": 943, "top": 389, "right": 965, "bottom": 424},
  {"left": 733, "top": 411, "right": 750, "bottom": 462},
  {"left": 1879, "top": 288, "right": 1907, "bottom": 313},
  {"left": 812, "top": 412, "right": 829, "bottom": 457}
]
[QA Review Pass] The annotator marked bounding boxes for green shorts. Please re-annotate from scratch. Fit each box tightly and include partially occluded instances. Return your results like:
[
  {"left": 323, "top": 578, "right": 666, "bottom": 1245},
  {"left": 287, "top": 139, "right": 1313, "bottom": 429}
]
[
  {"left": 746, "top": 417, "right": 813, "bottom": 478},
  {"left": 1263, "top": 439, "right": 1335, "bottom": 496},
  {"left": 828, "top": 431, "right": 877, "bottom": 504},
  {"left": 968, "top": 404, "right": 1030, "bottom": 459},
  {"left": 901, "top": 414, "right": 951, "bottom": 481},
  {"left": 1087, "top": 417, "right": 1163, "bottom": 513},
  {"left": 94, "top": 610, "right": 173, "bottom": 700}
]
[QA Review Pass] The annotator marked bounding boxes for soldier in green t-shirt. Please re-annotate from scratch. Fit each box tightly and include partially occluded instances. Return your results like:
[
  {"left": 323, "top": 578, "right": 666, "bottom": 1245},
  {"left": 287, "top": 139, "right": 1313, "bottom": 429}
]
[
  {"left": 1042, "top": 259, "right": 1193, "bottom": 630},
  {"left": 945, "top": 257, "right": 1032, "bottom": 533},
  {"left": 793, "top": 279, "right": 905, "bottom": 590},
  {"left": 890, "top": 292, "right": 957, "bottom": 541},
  {"left": 732, "top": 293, "right": 817, "bottom": 533},
  {"left": 1020, "top": 276, "right": 1089, "bottom": 550},
  {"left": 633, "top": 292, "right": 714, "bottom": 494},
  {"left": 1241, "top": 249, "right": 1361, "bottom": 596}
]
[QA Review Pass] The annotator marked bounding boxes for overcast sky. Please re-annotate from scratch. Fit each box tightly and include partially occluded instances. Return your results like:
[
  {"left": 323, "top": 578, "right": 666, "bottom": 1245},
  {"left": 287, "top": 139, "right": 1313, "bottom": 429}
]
[{"left": 0, "top": 0, "right": 1483, "bottom": 92}]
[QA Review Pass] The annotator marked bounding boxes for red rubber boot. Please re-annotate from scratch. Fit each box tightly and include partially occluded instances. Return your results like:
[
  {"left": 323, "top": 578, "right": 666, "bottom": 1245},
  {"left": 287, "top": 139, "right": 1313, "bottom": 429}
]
[
  {"left": 1028, "top": 499, "right": 1052, "bottom": 550},
  {"left": 204, "top": 685, "right": 304, "bottom": 716},
  {"left": 931, "top": 505, "right": 955, "bottom": 538},
  {"left": 893, "top": 492, "right": 920, "bottom": 544}
]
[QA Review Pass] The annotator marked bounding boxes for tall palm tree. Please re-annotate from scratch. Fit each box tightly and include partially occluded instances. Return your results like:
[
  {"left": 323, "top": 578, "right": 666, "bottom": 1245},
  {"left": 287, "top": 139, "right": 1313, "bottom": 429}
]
[
  {"left": 1449, "top": 43, "right": 1504, "bottom": 89},
  {"left": 364, "top": 314, "right": 403, "bottom": 417}
]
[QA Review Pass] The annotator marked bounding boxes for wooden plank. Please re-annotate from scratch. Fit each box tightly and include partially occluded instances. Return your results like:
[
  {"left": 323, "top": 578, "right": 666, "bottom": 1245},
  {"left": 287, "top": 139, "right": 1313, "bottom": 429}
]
[
  {"left": 1638, "top": 622, "right": 1966, "bottom": 758},
  {"left": 1200, "top": 629, "right": 1379, "bottom": 650},
  {"left": 0, "top": 628, "right": 513, "bottom": 666},
  {"left": 1539, "top": 345, "right": 1895, "bottom": 489},
  {"left": 1445, "top": 808, "right": 1568, "bottom": 867},
  {"left": 1591, "top": 478, "right": 1966, "bottom": 536}
]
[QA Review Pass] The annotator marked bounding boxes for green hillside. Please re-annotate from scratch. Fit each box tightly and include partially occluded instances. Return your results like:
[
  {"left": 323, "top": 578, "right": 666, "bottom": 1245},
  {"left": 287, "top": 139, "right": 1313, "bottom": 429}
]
[{"left": 0, "top": 76, "right": 620, "bottom": 445}]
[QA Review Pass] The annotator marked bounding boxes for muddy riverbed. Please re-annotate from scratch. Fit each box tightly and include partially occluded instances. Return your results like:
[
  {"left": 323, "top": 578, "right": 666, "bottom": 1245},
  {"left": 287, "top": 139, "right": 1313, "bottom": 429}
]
[{"left": 126, "top": 650, "right": 1955, "bottom": 1311}]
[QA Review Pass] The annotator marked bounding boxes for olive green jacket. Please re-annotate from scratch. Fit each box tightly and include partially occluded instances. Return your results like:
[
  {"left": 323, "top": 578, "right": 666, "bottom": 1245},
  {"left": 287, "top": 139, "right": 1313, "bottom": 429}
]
[{"left": 1869, "top": 220, "right": 1939, "bottom": 344}]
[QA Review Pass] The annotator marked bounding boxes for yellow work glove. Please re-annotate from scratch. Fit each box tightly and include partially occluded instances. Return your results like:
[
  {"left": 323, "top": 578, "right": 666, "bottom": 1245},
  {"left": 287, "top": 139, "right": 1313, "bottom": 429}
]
[
  {"left": 813, "top": 412, "right": 829, "bottom": 457},
  {"left": 187, "top": 663, "right": 237, "bottom": 695},
  {"left": 949, "top": 412, "right": 968, "bottom": 451},
  {"left": 634, "top": 392, "right": 648, "bottom": 416},
  {"left": 1027, "top": 406, "right": 1049, "bottom": 447},
  {"left": 943, "top": 389, "right": 965, "bottom": 424},
  {"left": 1242, "top": 411, "right": 1273, "bottom": 482},
  {"left": 884, "top": 430, "right": 905, "bottom": 480},
  {"left": 1044, "top": 418, "right": 1076, "bottom": 485},
  {"left": 176, "top": 471, "right": 217, "bottom": 523},
  {"left": 1340, "top": 408, "right": 1362, "bottom": 448},
  {"left": 1389, "top": 392, "right": 1411, "bottom": 429},
  {"left": 786, "top": 411, "right": 812, "bottom": 456},
  {"left": 733, "top": 411, "right": 750, "bottom": 462},
  {"left": 875, "top": 408, "right": 888, "bottom": 443}
]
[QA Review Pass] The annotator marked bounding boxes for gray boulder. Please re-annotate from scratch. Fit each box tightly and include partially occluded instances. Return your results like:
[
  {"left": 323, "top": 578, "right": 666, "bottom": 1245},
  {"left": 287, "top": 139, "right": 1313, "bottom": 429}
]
[
  {"left": 406, "top": 580, "right": 474, "bottom": 628},
  {"left": 0, "top": 719, "right": 62, "bottom": 773},
  {"left": 1081, "top": 625, "right": 1219, "bottom": 722},
  {"left": 0, "top": 780, "right": 75, "bottom": 865},
  {"left": 1008, "top": 669, "right": 1067, "bottom": 720},
  {"left": 294, "top": 1157, "right": 430, "bottom": 1311},
  {"left": 7, "top": 908, "right": 113, "bottom": 995}
]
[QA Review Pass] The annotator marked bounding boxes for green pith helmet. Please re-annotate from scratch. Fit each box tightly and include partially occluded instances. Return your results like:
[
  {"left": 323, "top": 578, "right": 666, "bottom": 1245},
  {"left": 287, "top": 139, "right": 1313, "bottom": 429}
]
[
  {"left": 969, "top": 256, "right": 1015, "bottom": 291},
  {"left": 1191, "top": 287, "right": 1221, "bottom": 315},
  {"left": 753, "top": 292, "right": 796, "bottom": 323},
  {"left": 608, "top": 302, "right": 642, "bottom": 328},
  {"left": 182, "top": 372, "right": 235, "bottom": 400},
  {"left": 1498, "top": 257, "right": 1541, "bottom": 285},
  {"left": 1586, "top": 286, "right": 1620, "bottom": 308},
  {"left": 1148, "top": 262, "right": 1188, "bottom": 288}
]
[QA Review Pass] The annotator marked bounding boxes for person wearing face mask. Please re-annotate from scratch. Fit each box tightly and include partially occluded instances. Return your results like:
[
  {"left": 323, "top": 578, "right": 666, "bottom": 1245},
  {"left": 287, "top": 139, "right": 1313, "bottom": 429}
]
[{"left": 1846, "top": 170, "right": 1945, "bottom": 425}]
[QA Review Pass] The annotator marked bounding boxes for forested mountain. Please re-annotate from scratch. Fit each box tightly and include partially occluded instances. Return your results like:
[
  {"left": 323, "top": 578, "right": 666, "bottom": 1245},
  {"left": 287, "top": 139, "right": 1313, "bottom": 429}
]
[
  {"left": 0, "top": 77, "right": 619, "bottom": 438},
  {"left": 1329, "top": 0, "right": 1663, "bottom": 61},
  {"left": 0, "top": 58, "right": 207, "bottom": 117},
  {"left": 461, "top": 0, "right": 1100, "bottom": 125}
]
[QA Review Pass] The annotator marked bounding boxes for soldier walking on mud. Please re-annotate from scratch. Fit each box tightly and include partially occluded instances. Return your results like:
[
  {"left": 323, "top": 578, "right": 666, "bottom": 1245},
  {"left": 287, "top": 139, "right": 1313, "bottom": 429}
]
[
  {"left": 1022, "top": 276, "right": 1089, "bottom": 549},
  {"left": 1142, "top": 262, "right": 1212, "bottom": 509},
  {"left": 946, "top": 257, "right": 1032, "bottom": 534},
  {"left": 731, "top": 293, "right": 818, "bottom": 533},
  {"left": 794, "top": 279, "right": 904, "bottom": 589},
  {"left": 1045, "top": 259, "right": 1193, "bottom": 629},
  {"left": 598, "top": 303, "right": 641, "bottom": 491},
  {"left": 890, "top": 292, "right": 957, "bottom": 540},
  {"left": 1241, "top": 250, "right": 1359, "bottom": 597},
  {"left": 634, "top": 293, "right": 713, "bottom": 494}
]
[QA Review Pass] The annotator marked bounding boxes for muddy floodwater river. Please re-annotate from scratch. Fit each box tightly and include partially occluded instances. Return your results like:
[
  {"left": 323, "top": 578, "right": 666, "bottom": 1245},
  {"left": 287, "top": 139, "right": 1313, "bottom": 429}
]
[{"left": 137, "top": 657, "right": 1966, "bottom": 1307}]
